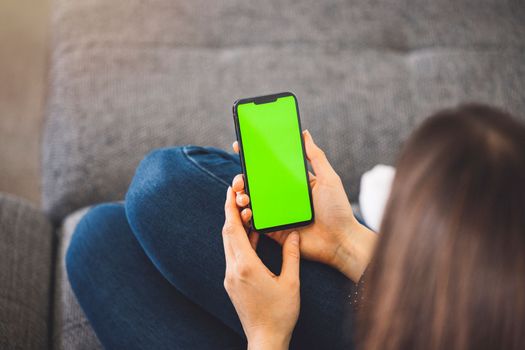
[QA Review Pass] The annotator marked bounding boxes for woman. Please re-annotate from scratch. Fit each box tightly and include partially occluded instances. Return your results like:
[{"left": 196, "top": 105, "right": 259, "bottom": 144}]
[{"left": 67, "top": 104, "right": 525, "bottom": 349}]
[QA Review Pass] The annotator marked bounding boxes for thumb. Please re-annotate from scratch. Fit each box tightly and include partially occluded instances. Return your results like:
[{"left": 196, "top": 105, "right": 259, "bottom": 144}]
[
  {"left": 303, "top": 130, "right": 337, "bottom": 180},
  {"left": 280, "top": 231, "right": 301, "bottom": 281}
]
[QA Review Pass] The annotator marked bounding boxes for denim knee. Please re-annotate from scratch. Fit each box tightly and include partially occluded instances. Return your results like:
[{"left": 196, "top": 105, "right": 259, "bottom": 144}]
[
  {"left": 125, "top": 147, "right": 185, "bottom": 223},
  {"left": 124, "top": 146, "right": 190, "bottom": 245},
  {"left": 125, "top": 145, "right": 239, "bottom": 212},
  {"left": 126, "top": 147, "right": 186, "bottom": 203},
  {"left": 66, "top": 203, "right": 127, "bottom": 293},
  {"left": 124, "top": 145, "right": 240, "bottom": 261},
  {"left": 125, "top": 146, "right": 235, "bottom": 208}
]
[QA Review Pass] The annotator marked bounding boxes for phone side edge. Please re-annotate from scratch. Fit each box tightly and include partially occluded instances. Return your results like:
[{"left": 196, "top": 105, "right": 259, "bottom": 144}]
[{"left": 232, "top": 101, "right": 256, "bottom": 232}]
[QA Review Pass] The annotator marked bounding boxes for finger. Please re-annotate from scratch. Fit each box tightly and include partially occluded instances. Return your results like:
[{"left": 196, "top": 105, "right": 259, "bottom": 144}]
[
  {"left": 241, "top": 208, "right": 252, "bottom": 224},
  {"left": 280, "top": 231, "right": 301, "bottom": 281},
  {"left": 223, "top": 187, "right": 254, "bottom": 261},
  {"left": 222, "top": 187, "right": 237, "bottom": 264},
  {"left": 248, "top": 231, "right": 259, "bottom": 250},
  {"left": 232, "top": 141, "right": 239, "bottom": 154},
  {"left": 266, "top": 231, "right": 286, "bottom": 245},
  {"left": 232, "top": 174, "right": 245, "bottom": 193},
  {"left": 236, "top": 193, "right": 250, "bottom": 207},
  {"left": 308, "top": 171, "right": 317, "bottom": 186},
  {"left": 303, "top": 130, "right": 337, "bottom": 180}
]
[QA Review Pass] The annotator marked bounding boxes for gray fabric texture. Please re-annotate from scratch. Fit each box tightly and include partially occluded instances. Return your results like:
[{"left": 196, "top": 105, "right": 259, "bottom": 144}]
[
  {"left": 43, "top": 0, "right": 525, "bottom": 223},
  {"left": 0, "top": 193, "right": 53, "bottom": 350},
  {"left": 53, "top": 207, "right": 102, "bottom": 350}
]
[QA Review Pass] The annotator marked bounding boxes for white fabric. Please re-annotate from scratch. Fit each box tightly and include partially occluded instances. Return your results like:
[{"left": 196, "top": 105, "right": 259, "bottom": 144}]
[{"left": 359, "top": 165, "right": 396, "bottom": 232}]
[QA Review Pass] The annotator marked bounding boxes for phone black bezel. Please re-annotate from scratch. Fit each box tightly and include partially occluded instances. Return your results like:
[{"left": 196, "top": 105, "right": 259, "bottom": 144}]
[{"left": 232, "top": 91, "right": 315, "bottom": 234}]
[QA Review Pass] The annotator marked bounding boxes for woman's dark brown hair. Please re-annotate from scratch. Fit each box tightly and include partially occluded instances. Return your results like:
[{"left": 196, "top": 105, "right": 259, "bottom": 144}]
[{"left": 358, "top": 105, "right": 525, "bottom": 350}]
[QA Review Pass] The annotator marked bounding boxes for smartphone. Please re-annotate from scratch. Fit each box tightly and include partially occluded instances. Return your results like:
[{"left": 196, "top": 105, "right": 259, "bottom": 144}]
[{"left": 233, "top": 92, "right": 314, "bottom": 234}]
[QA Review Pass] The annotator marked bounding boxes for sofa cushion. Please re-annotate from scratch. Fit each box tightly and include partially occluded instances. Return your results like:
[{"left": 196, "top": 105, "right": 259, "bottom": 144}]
[
  {"left": 0, "top": 194, "right": 54, "bottom": 350},
  {"left": 52, "top": 207, "right": 102, "bottom": 350},
  {"left": 43, "top": 0, "right": 525, "bottom": 221},
  {"left": 49, "top": 0, "right": 525, "bottom": 50}
]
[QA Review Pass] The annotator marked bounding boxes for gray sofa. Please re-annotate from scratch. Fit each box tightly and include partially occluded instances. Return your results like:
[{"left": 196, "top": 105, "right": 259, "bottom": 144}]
[{"left": 1, "top": 0, "right": 524, "bottom": 348}]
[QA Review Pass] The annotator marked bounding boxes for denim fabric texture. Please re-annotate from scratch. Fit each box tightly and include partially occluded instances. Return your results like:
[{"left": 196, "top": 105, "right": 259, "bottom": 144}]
[{"left": 67, "top": 146, "right": 355, "bottom": 349}]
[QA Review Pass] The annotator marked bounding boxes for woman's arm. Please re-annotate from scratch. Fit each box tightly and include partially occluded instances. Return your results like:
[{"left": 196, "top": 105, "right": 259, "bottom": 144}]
[
  {"left": 247, "top": 335, "right": 291, "bottom": 350},
  {"left": 332, "top": 222, "right": 377, "bottom": 281}
]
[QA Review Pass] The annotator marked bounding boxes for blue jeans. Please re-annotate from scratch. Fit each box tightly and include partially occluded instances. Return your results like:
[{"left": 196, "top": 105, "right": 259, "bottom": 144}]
[{"left": 67, "top": 146, "right": 355, "bottom": 350}]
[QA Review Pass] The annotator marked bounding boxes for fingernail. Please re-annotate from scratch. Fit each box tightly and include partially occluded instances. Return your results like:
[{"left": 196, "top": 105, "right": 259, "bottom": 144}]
[{"left": 303, "top": 129, "right": 309, "bottom": 135}]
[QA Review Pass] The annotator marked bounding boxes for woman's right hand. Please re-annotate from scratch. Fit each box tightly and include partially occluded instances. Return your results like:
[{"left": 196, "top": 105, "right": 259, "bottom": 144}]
[{"left": 232, "top": 130, "right": 377, "bottom": 282}]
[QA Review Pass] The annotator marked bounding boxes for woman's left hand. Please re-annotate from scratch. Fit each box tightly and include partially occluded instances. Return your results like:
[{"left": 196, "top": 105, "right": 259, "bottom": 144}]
[{"left": 222, "top": 186, "right": 300, "bottom": 350}]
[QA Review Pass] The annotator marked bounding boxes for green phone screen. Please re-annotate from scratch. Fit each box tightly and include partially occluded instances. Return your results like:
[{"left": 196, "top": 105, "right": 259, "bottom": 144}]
[{"left": 236, "top": 94, "right": 312, "bottom": 231}]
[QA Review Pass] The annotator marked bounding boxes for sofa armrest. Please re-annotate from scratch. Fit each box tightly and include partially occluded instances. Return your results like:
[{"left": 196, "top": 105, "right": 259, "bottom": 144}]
[
  {"left": 0, "top": 193, "right": 54, "bottom": 350},
  {"left": 52, "top": 207, "right": 102, "bottom": 350}
]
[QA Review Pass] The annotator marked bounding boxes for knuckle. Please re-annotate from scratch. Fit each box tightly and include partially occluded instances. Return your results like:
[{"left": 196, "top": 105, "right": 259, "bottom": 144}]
[
  {"left": 322, "top": 172, "right": 341, "bottom": 186},
  {"left": 222, "top": 223, "right": 235, "bottom": 235},
  {"left": 313, "top": 147, "right": 325, "bottom": 159},
  {"left": 287, "top": 249, "right": 301, "bottom": 260},
  {"left": 332, "top": 173, "right": 343, "bottom": 184},
  {"left": 223, "top": 276, "right": 233, "bottom": 291},
  {"left": 287, "top": 278, "right": 300, "bottom": 290},
  {"left": 235, "top": 263, "right": 252, "bottom": 279}
]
